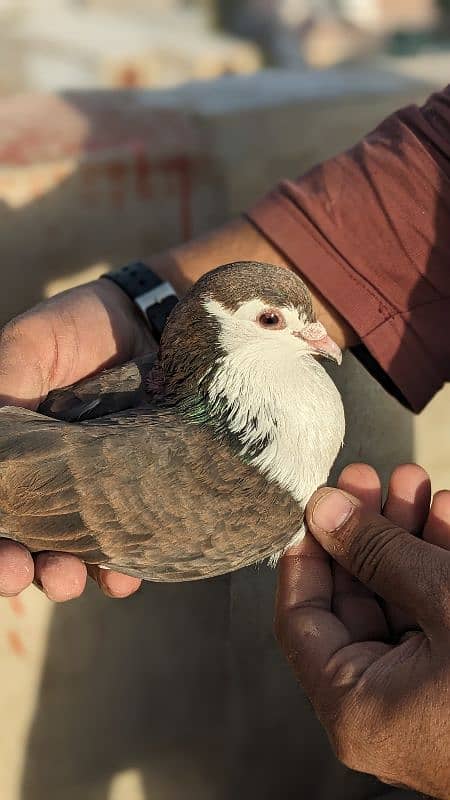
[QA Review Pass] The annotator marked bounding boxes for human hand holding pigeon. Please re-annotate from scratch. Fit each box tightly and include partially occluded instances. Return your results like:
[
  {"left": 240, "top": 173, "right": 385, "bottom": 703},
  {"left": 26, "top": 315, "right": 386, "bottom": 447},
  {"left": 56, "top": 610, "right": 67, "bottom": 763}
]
[
  {"left": 276, "top": 462, "right": 450, "bottom": 798},
  {"left": 0, "top": 262, "right": 345, "bottom": 587},
  {"left": 0, "top": 277, "right": 154, "bottom": 599}
]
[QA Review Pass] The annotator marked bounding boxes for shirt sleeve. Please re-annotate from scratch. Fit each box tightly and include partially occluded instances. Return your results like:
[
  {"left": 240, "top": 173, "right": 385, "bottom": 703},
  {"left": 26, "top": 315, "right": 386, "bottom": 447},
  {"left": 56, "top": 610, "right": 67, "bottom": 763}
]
[{"left": 246, "top": 87, "right": 450, "bottom": 413}]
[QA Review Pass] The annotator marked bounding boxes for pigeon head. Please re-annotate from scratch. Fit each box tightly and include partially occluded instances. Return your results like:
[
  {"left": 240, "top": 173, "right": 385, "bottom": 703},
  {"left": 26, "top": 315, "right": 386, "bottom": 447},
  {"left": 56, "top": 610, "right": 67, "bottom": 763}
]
[
  {"left": 158, "top": 260, "right": 344, "bottom": 506},
  {"left": 159, "top": 261, "right": 341, "bottom": 392}
]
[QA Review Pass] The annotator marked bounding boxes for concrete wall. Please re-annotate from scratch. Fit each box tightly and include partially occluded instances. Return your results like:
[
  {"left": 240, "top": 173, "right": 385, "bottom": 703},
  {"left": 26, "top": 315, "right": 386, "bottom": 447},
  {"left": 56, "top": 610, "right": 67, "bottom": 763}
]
[
  {"left": 0, "top": 69, "right": 445, "bottom": 800},
  {"left": 0, "top": 3, "right": 260, "bottom": 94}
]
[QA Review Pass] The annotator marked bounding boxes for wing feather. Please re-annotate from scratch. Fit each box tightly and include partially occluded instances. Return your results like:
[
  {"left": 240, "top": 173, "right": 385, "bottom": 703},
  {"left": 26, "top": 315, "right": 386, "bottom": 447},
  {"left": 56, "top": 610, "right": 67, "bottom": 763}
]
[
  {"left": 0, "top": 406, "right": 303, "bottom": 581},
  {"left": 38, "top": 353, "right": 157, "bottom": 421}
]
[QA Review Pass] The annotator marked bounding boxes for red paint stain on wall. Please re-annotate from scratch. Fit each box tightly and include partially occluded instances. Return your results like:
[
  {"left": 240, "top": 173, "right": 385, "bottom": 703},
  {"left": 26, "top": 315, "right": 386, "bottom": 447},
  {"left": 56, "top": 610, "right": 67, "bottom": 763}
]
[
  {"left": 119, "top": 67, "right": 140, "bottom": 88},
  {"left": 134, "top": 151, "right": 152, "bottom": 200},
  {"left": 106, "top": 161, "right": 128, "bottom": 209},
  {"left": 7, "top": 630, "right": 26, "bottom": 658},
  {"left": 162, "top": 156, "right": 193, "bottom": 241},
  {"left": 8, "top": 597, "right": 25, "bottom": 617},
  {"left": 78, "top": 149, "right": 194, "bottom": 240}
]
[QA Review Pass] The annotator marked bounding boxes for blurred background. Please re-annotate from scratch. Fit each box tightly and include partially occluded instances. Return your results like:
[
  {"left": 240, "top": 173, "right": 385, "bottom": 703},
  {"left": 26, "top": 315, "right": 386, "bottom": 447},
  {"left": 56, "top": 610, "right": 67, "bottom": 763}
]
[
  {"left": 0, "top": 0, "right": 450, "bottom": 90},
  {"left": 0, "top": 3, "right": 448, "bottom": 800}
]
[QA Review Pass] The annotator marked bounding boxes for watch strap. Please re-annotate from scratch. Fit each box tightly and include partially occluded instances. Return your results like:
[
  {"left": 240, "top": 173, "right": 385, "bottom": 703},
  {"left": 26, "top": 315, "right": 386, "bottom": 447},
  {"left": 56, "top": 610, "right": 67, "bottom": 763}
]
[{"left": 102, "top": 261, "right": 178, "bottom": 342}]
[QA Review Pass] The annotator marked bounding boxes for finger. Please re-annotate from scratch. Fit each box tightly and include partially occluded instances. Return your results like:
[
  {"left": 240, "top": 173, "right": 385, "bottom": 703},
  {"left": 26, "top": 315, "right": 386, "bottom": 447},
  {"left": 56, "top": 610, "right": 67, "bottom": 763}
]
[
  {"left": 382, "top": 464, "right": 431, "bottom": 636},
  {"left": 34, "top": 553, "right": 87, "bottom": 602},
  {"left": 332, "top": 561, "right": 388, "bottom": 642},
  {"left": 0, "top": 279, "right": 149, "bottom": 409},
  {"left": 337, "top": 463, "right": 382, "bottom": 511},
  {"left": 0, "top": 540, "right": 34, "bottom": 596},
  {"left": 306, "top": 488, "right": 450, "bottom": 635},
  {"left": 334, "top": 465, "right": 388, "bottom": 641},
  {"left": 87, "top": 565, "right": 142, "bottom": 598},
  {"left": 0, "top": 318, "right": 46, "bottom": 409},
  {"left": 383, "top": 464, "right": 431, "bottom": 533},
  {"left": 423, "top": 490, "right": 450, "bottom": 550},
  {"left": 276, "top": 532, "right": 351, "bottom": 696},
  {"left": 276, "top": 534, "right": 392, "bottom": 705}
]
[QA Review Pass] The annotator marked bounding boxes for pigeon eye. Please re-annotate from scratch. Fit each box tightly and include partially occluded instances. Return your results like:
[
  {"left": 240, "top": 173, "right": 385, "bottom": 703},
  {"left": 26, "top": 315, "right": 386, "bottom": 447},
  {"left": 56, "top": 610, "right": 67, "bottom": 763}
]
[{"left": 256, "top": 309, "right": 286, "bottom": 330}]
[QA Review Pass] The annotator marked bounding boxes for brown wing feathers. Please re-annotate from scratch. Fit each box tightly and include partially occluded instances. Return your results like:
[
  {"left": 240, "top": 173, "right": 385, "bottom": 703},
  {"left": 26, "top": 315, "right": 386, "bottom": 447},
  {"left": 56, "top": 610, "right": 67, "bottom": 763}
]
[
  {"left": 0, "top": 404, "right": 303, "bottom": 581},
  {"left": 0, "top": 408, "right": 107, "bottom": 562},
  {"left": 38, "top": 353, "right": 157, "bottom": 422}
]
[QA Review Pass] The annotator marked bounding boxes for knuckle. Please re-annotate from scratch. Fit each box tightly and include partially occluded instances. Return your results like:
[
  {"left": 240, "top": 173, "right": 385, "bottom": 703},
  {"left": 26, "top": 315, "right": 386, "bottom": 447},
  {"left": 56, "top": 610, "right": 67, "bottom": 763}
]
[
  {"left": 434, "top": 561, "right": 450, "bottom": 627},
  {"left": 411, "top": 546, "right": 450, "bottom": 629},
  {"left": 0, "top": 309, "right": 59, "bottom": 390},
  {"left": 0, "top": 316, "right": 45, "bottom": 392},
  {"left": 332, "top": 741, "right": 357, "bottom": 771},
  {"left": 345, "top": 520, "right": 401, "bottom": 584},
  {"left": 328, "top": 700, "right": 378, "bottom": 773},
  {"left": 0, "top": 317, "right": 28, "bottom": 352},
  {"left": 0, "top": 314, "right": 44, "bottom": 360},
  {"left": 273, "top": 609, "right": 315, "bottom": 680},
  {"left": 328, "top": 722, "right": 361, "bottom": 771}
]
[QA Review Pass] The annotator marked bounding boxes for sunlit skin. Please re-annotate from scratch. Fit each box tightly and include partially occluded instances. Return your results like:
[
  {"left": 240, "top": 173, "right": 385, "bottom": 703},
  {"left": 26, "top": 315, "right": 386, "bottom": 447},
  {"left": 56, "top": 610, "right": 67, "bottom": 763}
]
[{"left": 276, "top": 463, "right": 450, "bottom": 797}]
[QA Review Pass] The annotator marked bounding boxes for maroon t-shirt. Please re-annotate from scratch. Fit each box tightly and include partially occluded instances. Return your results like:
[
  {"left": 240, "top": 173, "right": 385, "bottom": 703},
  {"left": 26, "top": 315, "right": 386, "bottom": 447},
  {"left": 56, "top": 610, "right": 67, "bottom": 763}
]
[{"left": 247, "top": 86, "right": 450, "bottom": 413}]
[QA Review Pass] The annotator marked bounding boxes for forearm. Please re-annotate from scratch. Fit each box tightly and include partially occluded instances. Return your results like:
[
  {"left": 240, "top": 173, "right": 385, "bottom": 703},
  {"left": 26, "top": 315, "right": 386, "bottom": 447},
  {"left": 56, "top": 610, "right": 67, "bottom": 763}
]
[
  {"left": 151, "top": 88, "right": 450, "bottom": 413},
  {"left": 150, "top": 216, "right": 358, "bottom": 350},
  {"left": 248, "top": 88, "right": 450, "bottom": 413}
]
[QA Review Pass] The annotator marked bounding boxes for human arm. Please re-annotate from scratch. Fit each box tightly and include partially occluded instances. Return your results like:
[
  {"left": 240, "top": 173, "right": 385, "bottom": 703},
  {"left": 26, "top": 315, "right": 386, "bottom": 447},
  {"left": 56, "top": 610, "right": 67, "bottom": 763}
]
[
  {"left": 147, "top": 88, "right": 450, "bottom": 414},
  {"left": 248, "top": 87, "right": 450, "bottom": 413}
]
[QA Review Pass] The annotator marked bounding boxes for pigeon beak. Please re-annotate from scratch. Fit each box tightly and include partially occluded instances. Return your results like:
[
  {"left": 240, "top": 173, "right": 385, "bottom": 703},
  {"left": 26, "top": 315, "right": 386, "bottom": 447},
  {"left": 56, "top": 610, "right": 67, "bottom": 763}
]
[{"left": 293, "top": 321, "right": 342, "bottom": 365}]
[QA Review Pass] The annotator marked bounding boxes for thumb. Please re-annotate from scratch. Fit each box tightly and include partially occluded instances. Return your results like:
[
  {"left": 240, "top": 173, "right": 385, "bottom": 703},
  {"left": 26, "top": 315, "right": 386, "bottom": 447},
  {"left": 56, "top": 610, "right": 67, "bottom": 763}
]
[{"left": 306, "top": 487, "right": 450, "bottom": 636}]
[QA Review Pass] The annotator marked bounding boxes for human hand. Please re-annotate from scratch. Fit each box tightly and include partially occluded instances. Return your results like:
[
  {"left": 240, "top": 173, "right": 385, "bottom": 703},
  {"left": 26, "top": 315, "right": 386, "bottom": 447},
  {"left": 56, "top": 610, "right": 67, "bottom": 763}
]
[
  {"left": 276, "top": 463, "right": 450, "bottom": 799},
  {"left": 0, "top": 278, "right": 154, "bottom": 600}
]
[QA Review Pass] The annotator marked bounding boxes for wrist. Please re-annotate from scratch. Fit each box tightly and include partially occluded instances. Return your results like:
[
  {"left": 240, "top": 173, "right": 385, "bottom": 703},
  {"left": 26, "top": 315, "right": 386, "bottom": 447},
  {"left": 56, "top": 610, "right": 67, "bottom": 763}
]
[
  {"left": 92, "top": 277, "right": 156, "bottom": 356},
  {"left": 147, "top": 217, "right": 357, "bottom": 350}
]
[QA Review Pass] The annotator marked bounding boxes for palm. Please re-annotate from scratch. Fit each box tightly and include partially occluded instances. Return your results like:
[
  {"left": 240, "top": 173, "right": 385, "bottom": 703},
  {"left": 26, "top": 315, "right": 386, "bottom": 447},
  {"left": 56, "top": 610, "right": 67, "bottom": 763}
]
[
  {"left": 332, "top": 463, "right": 433, "bottom": 645},
  {"left": 0, "top": 278, "right": 153, "bottom": 600},
  {"left": 302, "top": 463, "right": 446, "bottom": 682},
  {"left": 276, "top": 463, "right": 450, "bottom": 793}
]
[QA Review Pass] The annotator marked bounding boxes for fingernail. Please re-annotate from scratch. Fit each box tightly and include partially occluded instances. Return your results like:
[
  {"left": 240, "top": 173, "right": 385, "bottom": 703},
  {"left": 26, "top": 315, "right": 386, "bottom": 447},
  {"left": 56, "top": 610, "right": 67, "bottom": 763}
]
[{"left": 311, "top": 490, "right": 354, "bottom": 532}]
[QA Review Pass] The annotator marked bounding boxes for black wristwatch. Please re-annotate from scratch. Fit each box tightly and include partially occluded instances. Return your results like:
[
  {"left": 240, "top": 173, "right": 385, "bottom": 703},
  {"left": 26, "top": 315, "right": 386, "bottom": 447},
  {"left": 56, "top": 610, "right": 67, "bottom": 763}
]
[{"left": 102, "top": 261, "right": 178, "bottom": 342}]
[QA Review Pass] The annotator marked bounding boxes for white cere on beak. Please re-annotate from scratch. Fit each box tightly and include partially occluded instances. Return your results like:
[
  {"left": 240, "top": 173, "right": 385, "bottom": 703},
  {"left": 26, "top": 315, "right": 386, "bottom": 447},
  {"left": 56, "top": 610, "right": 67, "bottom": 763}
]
[
  {"left": 301, "top": 321, "right": 328, "bottom": 340},
  {"left": 293, "top": 320, "right": 342, "bottom": 365}
]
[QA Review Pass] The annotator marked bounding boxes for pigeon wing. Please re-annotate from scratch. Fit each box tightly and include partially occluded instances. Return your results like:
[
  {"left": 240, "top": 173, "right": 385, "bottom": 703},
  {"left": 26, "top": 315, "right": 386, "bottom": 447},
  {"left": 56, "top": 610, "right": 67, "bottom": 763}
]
[
  {"left": 0, "top": 406, "right": 303, "bottom": 581},
  {"left": 38, "top": 353, "right": 157, "bottom": 422}
]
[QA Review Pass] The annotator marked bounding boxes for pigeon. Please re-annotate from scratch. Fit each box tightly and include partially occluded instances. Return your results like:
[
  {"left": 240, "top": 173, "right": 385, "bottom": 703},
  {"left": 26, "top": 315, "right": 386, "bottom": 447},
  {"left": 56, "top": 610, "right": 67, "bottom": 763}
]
[{"left": 0, "top": 261, "right": 345, "bottom": 582}]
